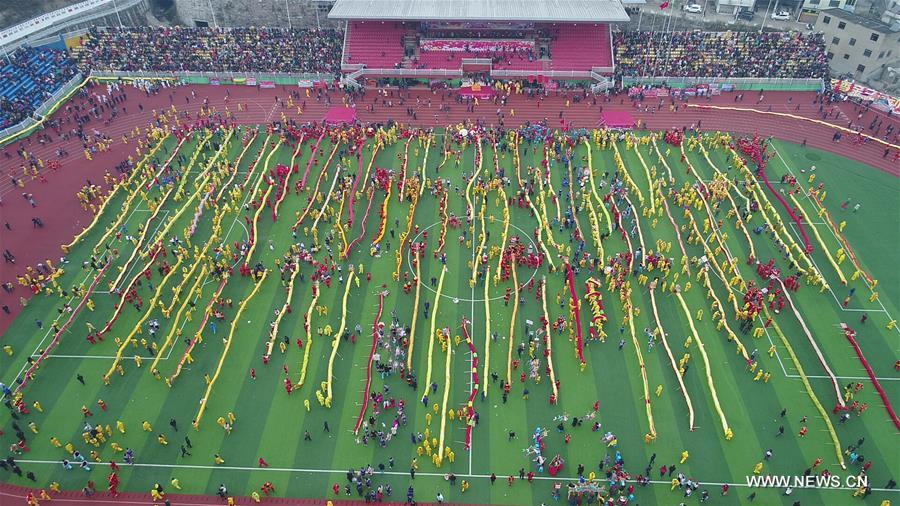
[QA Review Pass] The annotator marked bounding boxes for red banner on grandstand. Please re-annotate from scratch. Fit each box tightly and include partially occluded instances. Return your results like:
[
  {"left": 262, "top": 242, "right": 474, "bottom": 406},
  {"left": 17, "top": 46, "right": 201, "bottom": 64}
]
[
  {"left": 260, "top": 80, "right": 276, "bottom": 89},
  {"left": 246, "top": 77, "right": 257, "bottom": 86}
]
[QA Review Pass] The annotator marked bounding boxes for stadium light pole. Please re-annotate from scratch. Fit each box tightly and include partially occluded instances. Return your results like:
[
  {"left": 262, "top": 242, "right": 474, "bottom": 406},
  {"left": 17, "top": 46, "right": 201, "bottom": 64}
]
[
  {"left": 661, "top": 12, "right": 677, "bottom": 77},
  {"left": 112, "top": 0, "right": 123, "bottom": 27},
  {"left": 286, "top": 0, "right": 292, "bottom": 29},
  {"left": 760, "top": 0, "right": 775, "bottom": 31},
  {"left": 208, "top": 0, "right": 218, "bottom": 27}
]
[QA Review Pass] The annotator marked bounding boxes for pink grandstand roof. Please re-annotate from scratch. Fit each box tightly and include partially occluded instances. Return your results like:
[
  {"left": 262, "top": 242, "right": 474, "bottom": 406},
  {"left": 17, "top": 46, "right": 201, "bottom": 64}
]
[{"left": 329, "top": 0, "right": 630, "bottom": 23}]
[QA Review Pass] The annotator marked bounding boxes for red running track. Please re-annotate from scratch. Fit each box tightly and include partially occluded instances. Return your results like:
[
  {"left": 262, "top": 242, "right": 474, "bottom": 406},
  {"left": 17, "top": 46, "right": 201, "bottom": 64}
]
[{"left": 1, "top": 84, "right": 898, "bottom": 339}]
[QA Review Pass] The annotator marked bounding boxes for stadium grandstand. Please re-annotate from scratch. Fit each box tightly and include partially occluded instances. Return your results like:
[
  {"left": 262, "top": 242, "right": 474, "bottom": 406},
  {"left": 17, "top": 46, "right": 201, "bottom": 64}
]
[
  {"left": 331, "top": 0, "right": 629, "bottom": 87},
  {"left": 2, "top": 3, "right": 900, "bottom": 506},
  {"left": 0, "top": 45, "right": 78, "bottom": 129},
  {"left": 0, "top": 0, "right": 858, "bottom": 142}
]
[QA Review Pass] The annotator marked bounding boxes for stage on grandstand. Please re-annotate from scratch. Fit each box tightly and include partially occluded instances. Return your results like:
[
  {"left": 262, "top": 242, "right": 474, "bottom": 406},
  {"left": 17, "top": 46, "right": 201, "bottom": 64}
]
[{"left": 330, "top": 0, "right": 628, "bottom": 86}]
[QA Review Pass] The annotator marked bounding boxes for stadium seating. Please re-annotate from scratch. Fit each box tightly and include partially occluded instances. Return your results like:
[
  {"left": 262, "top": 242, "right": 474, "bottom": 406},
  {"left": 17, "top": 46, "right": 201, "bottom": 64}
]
[
  {"left": 614, "top": 31, "right": 829, "bottom": 79},
  {"left": 344, "top": 21, "right": 407, "bottom": 69},
  {"left": 72, "top": 27, "right": 344, "bottom": 74},
  {"left": 549, "top": 24, "right": 613, "bottom": 71},
  {"left": 0, "top": 46, "right": 78, "bottom": 130}
]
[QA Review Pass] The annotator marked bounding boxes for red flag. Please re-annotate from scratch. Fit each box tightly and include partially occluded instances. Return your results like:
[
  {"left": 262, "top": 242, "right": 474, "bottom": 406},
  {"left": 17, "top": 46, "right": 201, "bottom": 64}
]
[{"left": 660, "top": 1, "right": 670, "bottom": 8}]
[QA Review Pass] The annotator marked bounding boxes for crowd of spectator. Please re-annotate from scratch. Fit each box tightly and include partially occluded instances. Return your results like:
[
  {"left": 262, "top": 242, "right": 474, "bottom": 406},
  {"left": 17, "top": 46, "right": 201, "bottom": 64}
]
[
  {"left": 72, "top": 26, "right": 344, "bottom": 74},
  {"left": 0, "top": 26, "right": 836, "bottom": 130},
  {"left": 614, "top": 31, "right": 829, "bottom": 79},
  {"left": 0, "top": 46, "right": 78, "bottom": 130}
]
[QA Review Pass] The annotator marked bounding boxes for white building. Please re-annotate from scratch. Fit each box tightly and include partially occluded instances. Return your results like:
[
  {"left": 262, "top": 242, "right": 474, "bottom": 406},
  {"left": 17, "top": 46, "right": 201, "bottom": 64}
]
[{"left": 801, "top": 0, "right": 858, "bottom": 14}]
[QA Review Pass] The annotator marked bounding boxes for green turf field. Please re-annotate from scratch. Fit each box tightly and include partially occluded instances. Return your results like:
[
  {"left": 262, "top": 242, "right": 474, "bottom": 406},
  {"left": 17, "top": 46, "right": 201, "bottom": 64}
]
[{"left": 1, "top": 123, "right": 897, "bottom": 506}]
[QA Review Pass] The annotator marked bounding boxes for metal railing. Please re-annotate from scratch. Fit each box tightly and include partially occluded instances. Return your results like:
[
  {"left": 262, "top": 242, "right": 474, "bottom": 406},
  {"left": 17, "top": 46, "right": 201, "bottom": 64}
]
[
  {"left": 621, "top": 76, "right": 826, "bottom": 91},
  {"left": 460, "top": 58, "right": 493, "bottom": 65},
  {"left": 353, "top": 67, "right": 465, "bottom": 78},
  {"left": 491, "top": 69, "right": 597, "bottom": 80},
  {"left": 347, "top": 67, "right": 366, "bottom": 80},
  {"left": 0, "top": 118, "right": 38, "bottom": 144},
  {"left": 350, "top": 65, "right": 612, "bottom": 82},
  {"left": 34, "top": 73, "right": 85, "bottom": 116},
  {"left": 89, "top": 69, "right": 336, "bottom": 82},
  {"left": 0, "top": 72, "right": 84, "bottom": 144}
]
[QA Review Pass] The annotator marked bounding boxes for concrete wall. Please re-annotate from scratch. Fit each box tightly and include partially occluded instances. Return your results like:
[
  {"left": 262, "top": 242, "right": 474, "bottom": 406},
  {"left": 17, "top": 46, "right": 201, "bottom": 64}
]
[
  {"left": 1, "top": 0, "right": 151, "bottom": 52},
  {"left": 173, "top": 0, "right": 341, "bottom": 28},
  {"left": 801, "top": 0, "right": 858, "bottom": 13},
  {"left": 815, "top": 11, "right": 897, "bottom": 76},
  {"left": 0, "top": 1, "right": 82, "bottom": 31}
]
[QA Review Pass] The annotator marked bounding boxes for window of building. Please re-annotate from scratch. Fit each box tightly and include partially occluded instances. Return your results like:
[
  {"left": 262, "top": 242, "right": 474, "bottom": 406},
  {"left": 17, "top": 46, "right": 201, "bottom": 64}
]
[
  {"left": 870, "top": 33, "right": 880, "bottom": 41},
  {"left": 838, "top": 21, "right": 846, "bottom": 28},
  {"left": 832, "top": 36, "right": 841, "bottom": 44},
  {"left": 843, "top": 53, "right": 850, "bottom": 59},
  {"left": 878, "top": 51, "right": 884, "bottom": 58},
  {"left": 849, "top": 37, "right": 856, "bottom": 45},
  {"left": 194, "top": 20, "right": 209, "bottom": 27},
  {"left": 830, "top": 0, "right": 841, "bottom": 6},
  {"left": 856, "top": 64, "right": 866, "bottom": 73},
  {"left": 823, "top": 15, "right": 831, "bottom": 23},
  {"left": 863, "top": 49, "right": 872, "bottom": 57},
  {"left": 827, "top": 51, "right": 834, "bottom": 59},
  {"left": 846, "top": 0, "right": 856, "bottom": 5}
]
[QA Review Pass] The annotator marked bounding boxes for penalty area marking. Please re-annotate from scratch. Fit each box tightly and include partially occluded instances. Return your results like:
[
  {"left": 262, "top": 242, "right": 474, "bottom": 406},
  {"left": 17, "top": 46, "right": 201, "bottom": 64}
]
[{"left": 773, "top": 145, "right": 899, "bottom": 336}]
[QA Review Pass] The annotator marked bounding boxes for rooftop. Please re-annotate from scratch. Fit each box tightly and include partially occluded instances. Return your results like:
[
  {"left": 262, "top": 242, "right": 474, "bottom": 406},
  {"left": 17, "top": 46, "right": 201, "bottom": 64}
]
[
  {"left": 820, "top": 8, "right": 897, "bottom": 34},
  {"left": 328, "top": 0, "right": 630, "bottom": 23}
]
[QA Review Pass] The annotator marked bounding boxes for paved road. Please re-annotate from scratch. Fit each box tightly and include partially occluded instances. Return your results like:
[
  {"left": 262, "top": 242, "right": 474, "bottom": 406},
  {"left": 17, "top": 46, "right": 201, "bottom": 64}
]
[{"left": 629, "top": 0, "right": 817, "bottom": 32}]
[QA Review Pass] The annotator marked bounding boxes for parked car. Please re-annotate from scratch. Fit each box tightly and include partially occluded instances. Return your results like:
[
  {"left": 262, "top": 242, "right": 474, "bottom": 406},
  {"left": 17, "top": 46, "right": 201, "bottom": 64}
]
[
  {"left": 771, "top": 10, "right": 791, "bottom": 20},
  {"left": 683, "top": 3, "right": 703, "bottom": 13},
  {"left": 737, "top": 8, "right": 754, "bottom": 20}
]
